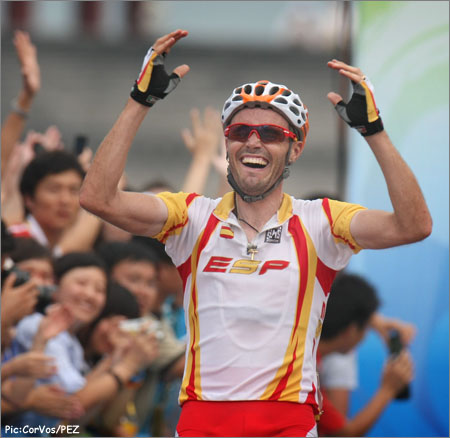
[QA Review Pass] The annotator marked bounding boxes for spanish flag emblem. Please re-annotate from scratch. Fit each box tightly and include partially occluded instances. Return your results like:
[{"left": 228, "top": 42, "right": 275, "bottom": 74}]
[{"left": 220, "top": 225, "right": 234, "bottom": 239}]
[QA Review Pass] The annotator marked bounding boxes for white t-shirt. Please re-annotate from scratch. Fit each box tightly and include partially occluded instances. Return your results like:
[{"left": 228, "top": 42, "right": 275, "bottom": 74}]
[
  {"left": 14, "top": 313, "right": 88, "bottom": 393},
  {"left": 319, "top": 351, "right": 358, "bottom": 390}
]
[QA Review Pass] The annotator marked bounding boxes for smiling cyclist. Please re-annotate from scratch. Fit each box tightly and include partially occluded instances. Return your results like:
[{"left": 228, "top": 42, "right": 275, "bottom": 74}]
[{"left": 80, "top": 29, "right": 432, "bottom": 437}]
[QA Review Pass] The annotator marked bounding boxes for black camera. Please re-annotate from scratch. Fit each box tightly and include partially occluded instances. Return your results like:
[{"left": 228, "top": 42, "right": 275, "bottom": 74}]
[
  {"left": 387, "top": 329, "right": 410, "bottom": 400},
  {"left": 4, "top": 266, "right": 56, "bottom": 314}
]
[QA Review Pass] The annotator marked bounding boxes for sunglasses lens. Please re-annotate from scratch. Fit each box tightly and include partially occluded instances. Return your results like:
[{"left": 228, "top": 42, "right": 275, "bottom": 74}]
[
  {"left": 259, "top": 126, "right": 285, "bottom": 142},
  {"left": 228, "top": 125, "right": 251, "bottom": 141}
]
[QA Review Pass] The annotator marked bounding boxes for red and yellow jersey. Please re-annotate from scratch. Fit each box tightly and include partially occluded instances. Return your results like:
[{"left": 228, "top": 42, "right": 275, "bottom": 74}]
[{"left": 152, "top": 191, "right": 365, "bottom": 411}]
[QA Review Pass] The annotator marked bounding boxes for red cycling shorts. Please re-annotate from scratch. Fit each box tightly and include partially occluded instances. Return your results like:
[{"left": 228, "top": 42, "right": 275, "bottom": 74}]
[{"left": 176, "top": 400, "right": 317, "bottom": 437}]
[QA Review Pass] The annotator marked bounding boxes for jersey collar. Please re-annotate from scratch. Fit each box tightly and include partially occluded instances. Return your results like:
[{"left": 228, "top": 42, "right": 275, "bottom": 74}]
[{"left": 213, "top": 191, "right": 293, "bottom": 225}]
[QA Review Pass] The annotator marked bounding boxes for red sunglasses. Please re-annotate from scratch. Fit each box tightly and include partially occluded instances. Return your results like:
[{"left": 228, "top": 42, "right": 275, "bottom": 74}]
[{"left": 224, "top": 123, "right": 298, "bottom": 143}]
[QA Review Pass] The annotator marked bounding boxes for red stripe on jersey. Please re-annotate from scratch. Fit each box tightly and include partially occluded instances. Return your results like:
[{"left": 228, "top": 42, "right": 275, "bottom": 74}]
[
  {"left": 315, "top": 258, "right": 337, "bottom": 297},
  {"left": 186, "top": 313, "right": 198, "bottom": 400},
  {"left": 186, "top": 193, "right": 200, "bottom": 207},
  {"left": 269, "top": 338, "right": 299, "bottom": 400},
  {"left": 268, "top": 215, "right": 309, "bottom": 400},
  {"left": 177, "top": 256, "right": 192, "bottom": 292},
  {"left": 305, "top": 382, "right": 317, "bottom": 408},
  {"left": 288, "top": 215, "right": 309, "bottom": 343},
  {"left": 185, "top": 213, "right": 220, "bottom": 401},
  {"left": 322, "top": 198, "right": 355, "bottom": 250}
]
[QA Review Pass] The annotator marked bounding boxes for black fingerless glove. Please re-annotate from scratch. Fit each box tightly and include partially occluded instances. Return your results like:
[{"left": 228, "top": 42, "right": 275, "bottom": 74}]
[
  {"left": 334, "top": 77, "right": 384, "bottom": 137},
  {"left": 130, "top": 47, "right": 181, "bottom": 107}
]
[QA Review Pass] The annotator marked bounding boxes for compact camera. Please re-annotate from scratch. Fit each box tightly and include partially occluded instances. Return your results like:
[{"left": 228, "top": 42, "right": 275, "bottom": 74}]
[
  {"left": 3, "top": 266, "right": 56, "bottom": 314},
  {"left": 119, "top": 317, "right": 164, "bottom": 341},
  {"left": 388, "top": 329, "right": 410, "bottom": 400}
]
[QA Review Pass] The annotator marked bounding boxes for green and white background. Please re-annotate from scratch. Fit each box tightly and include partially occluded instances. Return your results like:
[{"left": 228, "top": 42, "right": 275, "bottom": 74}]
[{"left": 347, "top": 2, "right": 449, "bottom": 436}]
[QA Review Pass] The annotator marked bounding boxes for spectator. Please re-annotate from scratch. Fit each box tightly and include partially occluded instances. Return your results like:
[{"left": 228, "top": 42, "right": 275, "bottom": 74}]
[
  {"left": 9, "top": 251, "right": 157, "bottom": 435},
  {"left": 8, "top": 150, "right": 84, "bottom": 256},
  {"left": 77, "top": 282, "right": 157, "bottom": 437},
  {"left": 317, "top": 273, "right": 414, "bottom": 436},
  {"left": 9, "top": 237, "right": 55, "bottom": 289},
  {"left": 96, "top": 240, "right": 185, "bottom": 434},
  {"left": 1, "top": 221, "right": 39, "bottom": 350}
]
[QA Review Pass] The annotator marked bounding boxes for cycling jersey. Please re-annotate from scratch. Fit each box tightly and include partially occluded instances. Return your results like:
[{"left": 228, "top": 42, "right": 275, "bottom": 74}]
[{"left": 153, "top": 191, "right": 365, "bottom": 413}]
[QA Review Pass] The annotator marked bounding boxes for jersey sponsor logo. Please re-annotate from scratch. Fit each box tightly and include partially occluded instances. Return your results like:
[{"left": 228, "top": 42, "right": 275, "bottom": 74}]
[
  {"left": 219, "top": 225, "right": 234, "bottom": 239},
  {"left": 265, "top": 226, "right": 282, "bottom": 243},
  {"left": 203, "top": 255, "right": 289, "bottom": 275}
]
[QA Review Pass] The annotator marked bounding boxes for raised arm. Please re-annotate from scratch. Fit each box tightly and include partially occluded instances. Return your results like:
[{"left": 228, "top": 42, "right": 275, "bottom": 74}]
[
  {"left": 327, "top": 60, "right": 432, "bottom": 249},
  {"left": 79, "top": 30, "right": 190, "bottom": 237},
  {"left": 1, "top": 31, "right": 40, "bottom": 176}
]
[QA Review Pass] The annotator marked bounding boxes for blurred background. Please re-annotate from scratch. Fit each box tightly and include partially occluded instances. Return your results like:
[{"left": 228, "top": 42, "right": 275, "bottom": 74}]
[{"left": 2, "top": 1, "right": 448, "bottom": 436}]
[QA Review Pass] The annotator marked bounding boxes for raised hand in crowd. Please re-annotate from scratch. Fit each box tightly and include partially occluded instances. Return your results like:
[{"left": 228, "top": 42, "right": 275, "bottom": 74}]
[
  {"left": 370, "top": 313, "right": 416, "bottom": 346},
  {"left": 181, "top": 107, "right": 223, "bottom": 194},
  {"left": 32, "top": 303, "right": 74, "bottom": 350},
  {"left": 1, "top": 30, "right": 41, "bottom": 176},
  {"left": 380, "top": 350, "right": 414, "bottom": 396},
  {"left": 1, "top": 351, "right": 56, "bottom": 380},
  {"left": 111, "top": 328, "right": 160, "bottom": 379},
  {"left": 1, "top": 272, "right": 38, "bottom": 348}
]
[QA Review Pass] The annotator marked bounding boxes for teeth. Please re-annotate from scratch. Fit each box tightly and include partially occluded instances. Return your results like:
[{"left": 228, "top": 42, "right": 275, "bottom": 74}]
[{"left": 242, "top": 157, "right": 268, "bottom": 166}]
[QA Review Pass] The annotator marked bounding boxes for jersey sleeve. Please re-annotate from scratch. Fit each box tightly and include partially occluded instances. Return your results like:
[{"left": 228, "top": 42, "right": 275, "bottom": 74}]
[
  {"left": 151, "top": 192, "right": 200, "bottom": 244},
  {"left": 294, "top": 197, "right": 366, "bottom": 271},
  {"left": 321, "top": 198, "right": 365, "bottom": 253},
  {"left": 151, "top": 191, "right": 217, "bottom": 267}
]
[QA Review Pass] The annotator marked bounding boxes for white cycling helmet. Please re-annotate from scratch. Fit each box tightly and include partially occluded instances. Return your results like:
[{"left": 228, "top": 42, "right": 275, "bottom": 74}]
[{"left": 222, "top": 80, "right": 309, "bottom": 142}]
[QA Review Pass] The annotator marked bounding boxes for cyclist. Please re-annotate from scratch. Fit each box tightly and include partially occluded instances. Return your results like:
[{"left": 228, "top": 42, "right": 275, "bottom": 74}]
[{"left": 80, "top": 29, "right": 431, "bottom": 437}]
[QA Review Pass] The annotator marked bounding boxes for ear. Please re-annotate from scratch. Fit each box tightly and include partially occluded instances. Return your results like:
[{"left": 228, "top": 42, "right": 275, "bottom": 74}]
[
  {"left": 288, "top": 140, "right": 306, "bottom": 164},
  {"left": 23, "top": 194, "right": 34, "bottom": 212}
]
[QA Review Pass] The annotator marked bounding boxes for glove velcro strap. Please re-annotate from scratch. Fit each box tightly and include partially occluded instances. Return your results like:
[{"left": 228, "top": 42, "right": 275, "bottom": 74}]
[{"left": 359, "top": 117, "right": 384, "bottom": 137}]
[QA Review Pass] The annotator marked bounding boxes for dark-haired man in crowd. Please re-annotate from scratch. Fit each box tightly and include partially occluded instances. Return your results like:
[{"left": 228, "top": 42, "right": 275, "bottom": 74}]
[
  {"left": 317, "top": 273, "right": 413, "bottom": 436},
  {"left": 9, "top": 150, "right": 84, "bottom": 256}
]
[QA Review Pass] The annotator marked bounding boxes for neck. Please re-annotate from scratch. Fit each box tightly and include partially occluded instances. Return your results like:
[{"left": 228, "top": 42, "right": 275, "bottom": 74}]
[
  {"left": 317, "top": 338, "right": 341, "bottom": 357},
  {"left": 42, "top": 226, "right": 64, "bottom": 249},
  {"left": 235, "top": 185, "right": 284, "bottom": 230}
]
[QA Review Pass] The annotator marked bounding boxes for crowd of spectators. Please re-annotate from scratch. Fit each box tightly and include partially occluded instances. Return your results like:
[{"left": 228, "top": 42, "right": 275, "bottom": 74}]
[{"left": 1, "top": 30, "right": 415, "bottom": 437}]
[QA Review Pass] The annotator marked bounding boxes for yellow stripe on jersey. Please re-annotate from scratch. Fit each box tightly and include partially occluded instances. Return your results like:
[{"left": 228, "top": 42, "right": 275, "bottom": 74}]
[
  {"left": 261, "top": 216, "right": 317, "bottom": 402},
  {"left": 179, "top": 232, "right": 203, "bottom": 403},
  {"left": 179, "top": 215, "right": 220, "bottom": 404},
  {"left": 277, "top": 193, "right": 293, "bottom": 224},
  {"left": 361, "top": 81, "right": 379, "bottom": 123},
  {"left": 213, "top": 192, "right": 235, "bottom": 220}
]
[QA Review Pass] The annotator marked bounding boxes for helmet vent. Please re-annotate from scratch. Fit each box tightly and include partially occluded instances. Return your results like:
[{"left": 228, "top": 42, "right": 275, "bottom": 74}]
[
  {"left": 289, "top": 105, "right": 300, "bottom": 116},
  {"left": 293, "top": 98, "right": 302, "bottom": 106},
  {"left": 244, "top": 85, "right": 252, "bottom": 94},
  {"left": 255, "top": 85, "right": 265, "bottom": 96},
  {"left": 282, "top": 90, "right": 292, "bottom": 97},
  {"left": 269, "top": 86, "right": 280, "bottom": 95},
  {"left": 224, "top": 102, "right": 231, "bottom": 110},
  {"left": 235, "top": 87, "right": 242, "bottom": 94},
  {"left": 301, "top": 111, "right": 306, "bottom": 121},
  {"left": 232, "top": 95, "right": 243, "bottom": 101},
  {"left": 274, "top": 97, "right": 288, "bottom": 104}
]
